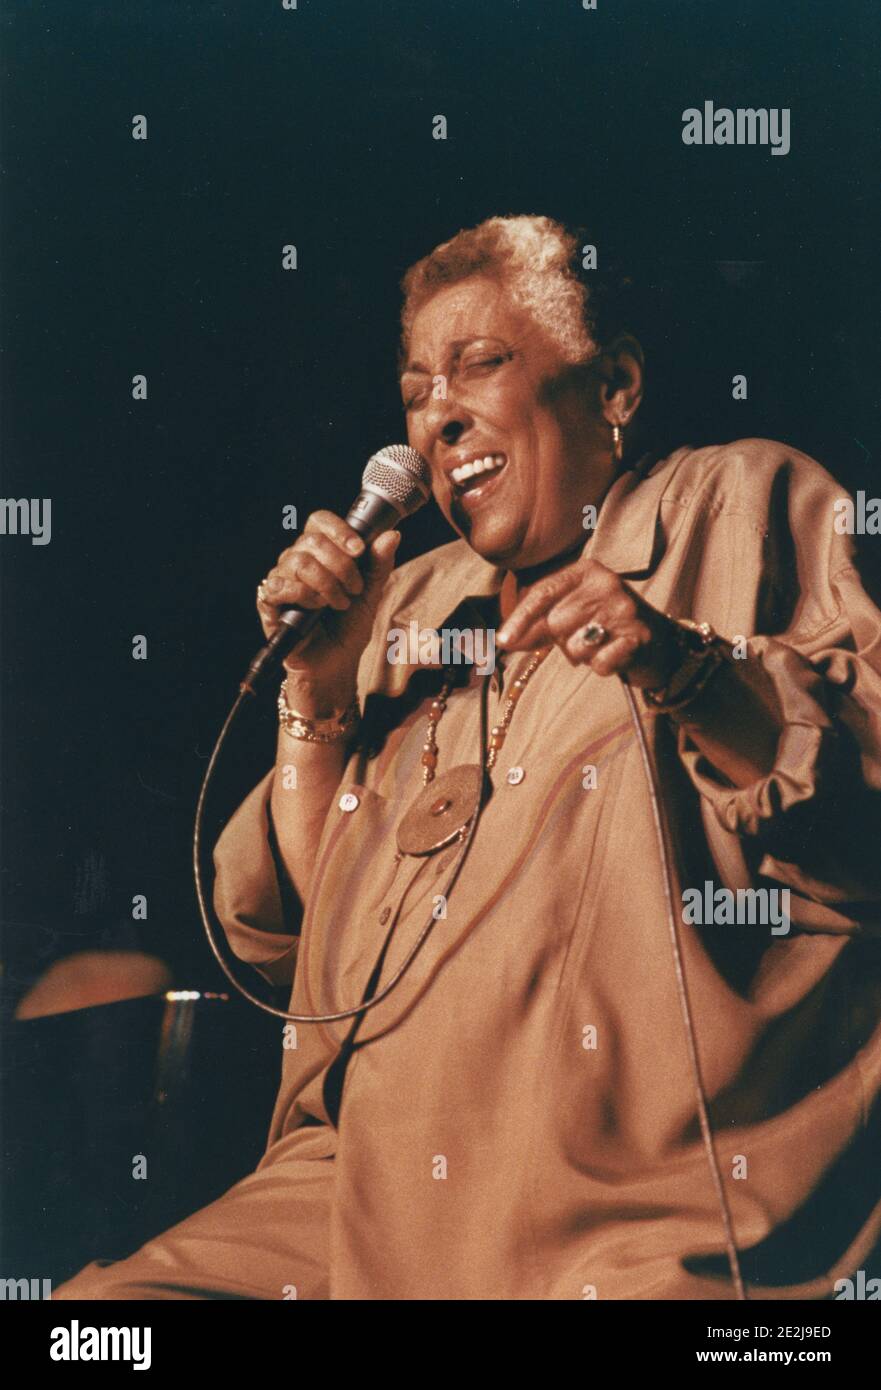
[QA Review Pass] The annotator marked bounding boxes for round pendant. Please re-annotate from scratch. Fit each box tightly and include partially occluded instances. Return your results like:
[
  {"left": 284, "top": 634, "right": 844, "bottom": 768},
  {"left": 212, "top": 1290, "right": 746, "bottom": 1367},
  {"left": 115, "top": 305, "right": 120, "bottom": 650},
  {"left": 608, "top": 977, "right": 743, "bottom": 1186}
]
[{"left": 395, "top": 764, "right": 485, "bottom": 856}]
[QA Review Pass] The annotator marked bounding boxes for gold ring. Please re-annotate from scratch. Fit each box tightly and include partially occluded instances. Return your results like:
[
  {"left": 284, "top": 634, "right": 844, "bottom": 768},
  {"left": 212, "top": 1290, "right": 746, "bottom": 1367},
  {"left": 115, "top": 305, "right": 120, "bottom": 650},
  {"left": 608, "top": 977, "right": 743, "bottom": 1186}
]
[{"left": 581, "top": 622, "right": 607, "bottom": 646}]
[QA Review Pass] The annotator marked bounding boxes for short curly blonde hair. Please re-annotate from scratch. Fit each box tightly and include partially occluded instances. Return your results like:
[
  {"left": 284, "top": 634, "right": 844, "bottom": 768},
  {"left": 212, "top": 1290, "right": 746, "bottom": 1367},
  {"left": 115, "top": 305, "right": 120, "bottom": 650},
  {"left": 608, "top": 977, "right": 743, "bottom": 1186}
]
[{"left": 399, "top": 214, "right": 598, "bottom": 369}]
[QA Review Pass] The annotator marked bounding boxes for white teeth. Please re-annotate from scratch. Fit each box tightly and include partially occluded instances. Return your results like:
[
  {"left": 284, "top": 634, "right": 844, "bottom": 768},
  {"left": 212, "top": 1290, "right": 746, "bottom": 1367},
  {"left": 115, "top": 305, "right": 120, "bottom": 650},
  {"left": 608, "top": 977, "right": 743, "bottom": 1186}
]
[{"left": 450, "top": 453, "right": 506, "bottom": 486}]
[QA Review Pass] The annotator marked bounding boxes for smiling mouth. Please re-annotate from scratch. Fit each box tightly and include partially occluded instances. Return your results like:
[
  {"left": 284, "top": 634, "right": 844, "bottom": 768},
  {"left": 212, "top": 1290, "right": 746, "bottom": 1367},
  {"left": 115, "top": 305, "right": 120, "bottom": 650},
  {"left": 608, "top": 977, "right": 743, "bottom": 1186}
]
[{"left": 449, "top": 452, "right": 508, "bottom": 493}]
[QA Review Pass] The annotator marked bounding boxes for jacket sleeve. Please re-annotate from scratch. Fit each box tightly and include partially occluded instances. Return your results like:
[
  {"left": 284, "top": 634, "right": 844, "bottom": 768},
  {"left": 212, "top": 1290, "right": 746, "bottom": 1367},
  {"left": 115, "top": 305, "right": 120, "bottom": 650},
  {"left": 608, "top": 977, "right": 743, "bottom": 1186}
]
[
  {"left": 210, "top": 567, "right": 412, "bottom": 986},
  {"left": 675, "top": 462, "right": 881, "bottom": 916},
  {"left": 212, "top": 768, "right": 302, "bottom": 987}
]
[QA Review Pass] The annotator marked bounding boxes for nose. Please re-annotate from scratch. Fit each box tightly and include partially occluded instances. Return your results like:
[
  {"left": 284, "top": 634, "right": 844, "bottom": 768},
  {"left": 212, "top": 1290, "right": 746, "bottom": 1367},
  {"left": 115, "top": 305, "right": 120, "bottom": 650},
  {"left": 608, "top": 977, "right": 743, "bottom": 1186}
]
[
  {"left": 419, "top": 391, "right": 474, "bottom": 453},
  {"left": 439, "top": 416, "right": 467, "bottom": 446}
]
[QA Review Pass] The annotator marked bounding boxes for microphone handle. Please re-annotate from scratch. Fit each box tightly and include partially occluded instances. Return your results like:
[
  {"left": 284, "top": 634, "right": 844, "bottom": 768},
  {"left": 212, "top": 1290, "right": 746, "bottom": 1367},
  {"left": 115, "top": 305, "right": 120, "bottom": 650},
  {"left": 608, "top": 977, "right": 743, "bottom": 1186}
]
[{"left": 240, "top": 492, "right": 402, "bottom": 695}]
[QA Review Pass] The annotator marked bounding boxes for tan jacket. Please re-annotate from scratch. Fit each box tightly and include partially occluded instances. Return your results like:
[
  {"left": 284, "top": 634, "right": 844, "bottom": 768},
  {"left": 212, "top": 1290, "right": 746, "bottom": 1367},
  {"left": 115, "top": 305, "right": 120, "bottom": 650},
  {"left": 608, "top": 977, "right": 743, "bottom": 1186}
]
[{"left": 213, "top": 438, "right": 881, "bottom": 1300}]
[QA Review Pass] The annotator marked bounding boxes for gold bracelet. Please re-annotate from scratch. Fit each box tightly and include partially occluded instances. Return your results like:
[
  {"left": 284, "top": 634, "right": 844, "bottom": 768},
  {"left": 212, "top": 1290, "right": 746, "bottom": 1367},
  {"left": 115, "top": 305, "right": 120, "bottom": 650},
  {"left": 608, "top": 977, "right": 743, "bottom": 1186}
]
[{"left": 277, "top": 682, "right": 361, "bottom": 743}]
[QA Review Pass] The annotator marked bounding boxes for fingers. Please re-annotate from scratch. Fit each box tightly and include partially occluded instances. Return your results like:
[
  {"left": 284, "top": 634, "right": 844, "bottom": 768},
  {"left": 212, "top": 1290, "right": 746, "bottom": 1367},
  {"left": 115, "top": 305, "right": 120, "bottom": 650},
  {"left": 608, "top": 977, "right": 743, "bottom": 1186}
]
[
  {"left": 496, "top": 566, "right": 582, "bottom": 649},
  {"left": 305, "top": 509, "right": 366, "bottom": 558},
  {"left": 261, "top": 515, "right": 368, "bottom": 614},
  {"left": 361, "top": 530, "right": 401, "bottom": 607},
  {"left": 257, "top": 517, "right": 402, "bottom": 640},
  {"left": 563, "top": 629, "right": 646, "bottom": 675},
  {"left": 495, "top": 558, "right": 657, "bottom": 677}
]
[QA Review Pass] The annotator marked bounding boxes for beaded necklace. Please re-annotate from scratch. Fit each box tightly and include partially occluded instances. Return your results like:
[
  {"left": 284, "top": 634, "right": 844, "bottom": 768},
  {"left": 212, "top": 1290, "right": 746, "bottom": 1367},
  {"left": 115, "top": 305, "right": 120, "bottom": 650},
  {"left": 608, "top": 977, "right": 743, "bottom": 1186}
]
[
  {"left": 421, "top": 645, "right": 552, "bottom": 783},
  {"left": 395, "top": 645, "right": 553, "bottom": 857}
]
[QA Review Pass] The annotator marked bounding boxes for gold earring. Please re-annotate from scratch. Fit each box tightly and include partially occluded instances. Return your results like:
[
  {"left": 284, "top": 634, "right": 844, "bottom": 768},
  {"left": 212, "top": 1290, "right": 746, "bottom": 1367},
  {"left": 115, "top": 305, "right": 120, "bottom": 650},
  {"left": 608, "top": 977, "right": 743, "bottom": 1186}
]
[{"left": 612, "top": 423, "right": 624, "bottom": 463}]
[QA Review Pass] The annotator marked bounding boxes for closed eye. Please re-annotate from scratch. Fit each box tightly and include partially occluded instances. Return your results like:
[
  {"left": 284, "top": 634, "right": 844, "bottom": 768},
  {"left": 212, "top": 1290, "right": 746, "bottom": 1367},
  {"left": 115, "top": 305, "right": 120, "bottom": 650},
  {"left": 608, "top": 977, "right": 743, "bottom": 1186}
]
[
  {"left": 401, "top": 350, "right": 513, "bottom": 409},
  {"left": 465, "top": 353, "right": 512, "bottom": 371},
  {"left": 401, "top": 378, "right": 429, "bottom": 411}
]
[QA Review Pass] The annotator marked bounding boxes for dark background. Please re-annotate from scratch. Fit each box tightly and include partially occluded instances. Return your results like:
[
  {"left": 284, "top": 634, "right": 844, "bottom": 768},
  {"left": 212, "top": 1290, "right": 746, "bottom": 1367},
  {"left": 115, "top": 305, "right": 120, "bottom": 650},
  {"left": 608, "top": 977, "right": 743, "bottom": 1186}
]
[{"left": 2, "top": 0, "right": 880, "bottom": 1005}]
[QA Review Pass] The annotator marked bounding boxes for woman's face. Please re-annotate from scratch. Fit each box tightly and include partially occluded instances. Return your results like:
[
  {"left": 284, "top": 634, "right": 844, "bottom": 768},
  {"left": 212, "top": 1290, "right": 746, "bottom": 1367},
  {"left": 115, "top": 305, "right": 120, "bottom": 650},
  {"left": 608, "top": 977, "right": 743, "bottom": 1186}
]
[{"left": 401, "top": 275, "right": 618, "bottom": 570}]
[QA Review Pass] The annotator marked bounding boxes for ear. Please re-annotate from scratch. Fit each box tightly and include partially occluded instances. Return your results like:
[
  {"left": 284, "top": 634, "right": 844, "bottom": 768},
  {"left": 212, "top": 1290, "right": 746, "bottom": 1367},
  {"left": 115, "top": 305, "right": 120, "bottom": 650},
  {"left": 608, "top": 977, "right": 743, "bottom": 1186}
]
[{"left": 596, "top": 333, "right": 644, "bottom": 428}]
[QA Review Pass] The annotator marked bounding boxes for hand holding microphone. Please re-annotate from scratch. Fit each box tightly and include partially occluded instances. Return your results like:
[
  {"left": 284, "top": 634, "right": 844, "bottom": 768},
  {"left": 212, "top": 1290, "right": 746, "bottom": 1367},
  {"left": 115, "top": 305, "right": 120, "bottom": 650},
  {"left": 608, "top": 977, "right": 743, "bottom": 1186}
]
[{"left": 246, "top": 445, "right": 431, "bottom": 711}]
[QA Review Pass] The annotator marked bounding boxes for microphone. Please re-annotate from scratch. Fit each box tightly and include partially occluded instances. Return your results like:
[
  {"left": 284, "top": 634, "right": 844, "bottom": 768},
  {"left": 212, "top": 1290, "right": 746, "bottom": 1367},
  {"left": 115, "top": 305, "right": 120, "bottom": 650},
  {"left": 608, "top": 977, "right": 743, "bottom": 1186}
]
[{"left": 240, "top": 444, "right": 431, "bottom": 694}]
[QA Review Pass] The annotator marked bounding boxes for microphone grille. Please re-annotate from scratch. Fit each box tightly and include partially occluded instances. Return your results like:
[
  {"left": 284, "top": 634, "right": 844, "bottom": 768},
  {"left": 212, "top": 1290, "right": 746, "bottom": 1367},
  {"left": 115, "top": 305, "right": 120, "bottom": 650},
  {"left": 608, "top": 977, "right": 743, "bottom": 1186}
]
[{"left": 363, "top": 444, "right": 432, "bottom": 516}]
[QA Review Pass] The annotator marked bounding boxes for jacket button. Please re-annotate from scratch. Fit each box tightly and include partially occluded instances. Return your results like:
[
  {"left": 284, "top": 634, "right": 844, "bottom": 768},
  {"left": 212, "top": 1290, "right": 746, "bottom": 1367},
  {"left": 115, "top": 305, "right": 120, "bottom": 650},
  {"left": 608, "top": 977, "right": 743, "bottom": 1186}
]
[
  {"left": 506, "top": 765, "right": 525, "bottom": 785},
  {"left": 339, "top": 792, "right": 360, "bottom": 812},
  {"left": 379, "top": 906, "right": 391, "bottom": 924}
]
